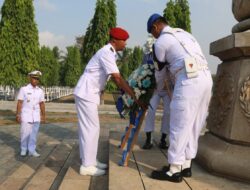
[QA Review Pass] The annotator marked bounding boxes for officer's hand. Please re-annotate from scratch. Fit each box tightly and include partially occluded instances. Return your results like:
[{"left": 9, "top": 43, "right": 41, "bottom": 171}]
[{"left": 16, "top": 115, "right": 21, "bottom": 123}]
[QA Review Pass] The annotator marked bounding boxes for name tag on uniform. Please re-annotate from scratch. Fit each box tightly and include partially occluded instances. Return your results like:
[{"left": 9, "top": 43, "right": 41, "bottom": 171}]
[{"left": 184, "top": 57, "right": 198, "bottom": 78}]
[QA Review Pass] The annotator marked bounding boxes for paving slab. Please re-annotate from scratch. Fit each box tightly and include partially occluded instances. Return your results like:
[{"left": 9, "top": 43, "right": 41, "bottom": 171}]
[
  {"left": 109, "top": 131, "right": 250, "bottom": 190},
  {"left": 109, "top": 131, "right": 144, "bottom": 190},
  {"left": 58, "top": 159, "right": 91, "bottom": 190},
  {"left": 59, "top": 178, "right": 90, "bottom": 190},
  {"left": 59, "top": 130, "right": 109, "bottom": 190},
  {"left": 89, "top": 135, "right": 109, "bottom": 190},
  {"left": 57, "top": 142, "right": 92, "bottom": 190},
  {"left": 185, "top": 162, "right": 250, "bottom": 190},
  {"left": 1, "top": 101, "right": 250, "bottom": 190},
  {"left": 134, "top": 150, "right": 190, "bottom": 190},
  {"left": 0, "top": 144, "right": 56, "bottom": 189},
  {"left": 0, "top": 178, "right": 27, "bottom": 190}
]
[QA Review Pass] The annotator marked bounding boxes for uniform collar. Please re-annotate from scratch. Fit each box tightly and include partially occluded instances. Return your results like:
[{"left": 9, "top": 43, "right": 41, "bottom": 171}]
[
  {"left": 28, "top": 83, "right": 38, "bottom": 89},
  {"left": 161, "top": 25, "right": 172, "bottom": 34}
]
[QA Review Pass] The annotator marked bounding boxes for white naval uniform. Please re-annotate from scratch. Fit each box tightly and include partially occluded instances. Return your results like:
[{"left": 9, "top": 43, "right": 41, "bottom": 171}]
[
  {"left": 144, "top": 65, "right": 170, "bottom": 134},
  {"left": 17, "top": 84, "right": 45, "bottom": 153},
  {"left": 74, "top": 43, "right": 119, "bottom": 167},
  {"left": 154, "top": 26, "right": 213, "bottom": 165}
]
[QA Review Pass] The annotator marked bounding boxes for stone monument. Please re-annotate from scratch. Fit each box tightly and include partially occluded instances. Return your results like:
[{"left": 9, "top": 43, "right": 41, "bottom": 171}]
[{"left": 196, "top": 0, "right": 250, "bottom": 182}]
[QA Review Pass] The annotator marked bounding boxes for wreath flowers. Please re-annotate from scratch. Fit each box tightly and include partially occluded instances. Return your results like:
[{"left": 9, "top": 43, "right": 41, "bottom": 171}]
[{"left": 119, "top": 62, "right": 156, "bottom": 115}]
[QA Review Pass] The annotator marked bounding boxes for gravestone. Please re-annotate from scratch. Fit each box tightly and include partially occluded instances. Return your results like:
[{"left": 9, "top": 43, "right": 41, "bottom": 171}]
[{"left": 196, "top": 0, "right": 250, "bottom": 183}]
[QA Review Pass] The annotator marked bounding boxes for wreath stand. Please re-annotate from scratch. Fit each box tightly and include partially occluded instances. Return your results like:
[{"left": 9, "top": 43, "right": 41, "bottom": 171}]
[{"left": 119, "top": 109, "right": 146, "bottom": 166}]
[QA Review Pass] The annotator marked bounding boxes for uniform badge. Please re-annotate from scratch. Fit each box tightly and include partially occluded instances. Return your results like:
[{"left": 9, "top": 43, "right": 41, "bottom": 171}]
[{"left": 184, "top": 57, "right": 198, "bottom": 78}]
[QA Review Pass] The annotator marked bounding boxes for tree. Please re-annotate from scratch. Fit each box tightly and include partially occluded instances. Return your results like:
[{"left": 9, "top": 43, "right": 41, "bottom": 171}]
[
  {"left": 81, "top": 23, "right": 92, "bottom": 68},
  {"left": 127, "top": 46, "right": 143, "bottom": 75},
  {"left": 52, "top": 46, "right": 60, "bottom": 60},
  {"left": 173, "top": 0, "right": 183, "bottom": 29},
  {"left": 119, "top": 62, "right": 129, "bottom": 79},
  {"left": 117, "top": 48, "right": 131, "bottom": 80},
  {"left": 0, "top": 0, "right": 40, "bottom": 87},
  {"left": 81, "top": 0, "right": 110, "bottom": 69},
  {"left": 106, "top": 0, "right": 116, "bottom": 29},
  {"left": 64, "top": 46, "right": 82, "bottom": 87},
  {"left": 75, "top": 35, "right": 84, "bottom": 50},
  {"left": 163, "top": 0, "right": 191, "bottom": 33},
  {"left": 176, "top": 0, "right": 191, "bottom": 33},
  {"left": 39, "top": 46, "right": 59, "bottom": 87},
  {"left": 52, "top": 46, "right": 67, "bottom": 86},
  {"left": 163, "top": 0, "right": 176, "bottom": 27}
]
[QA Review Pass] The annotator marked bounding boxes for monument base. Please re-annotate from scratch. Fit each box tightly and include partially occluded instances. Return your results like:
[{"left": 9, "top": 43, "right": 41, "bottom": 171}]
[{"left": 196, "top": 132, "right": 250, "bottom": 183}]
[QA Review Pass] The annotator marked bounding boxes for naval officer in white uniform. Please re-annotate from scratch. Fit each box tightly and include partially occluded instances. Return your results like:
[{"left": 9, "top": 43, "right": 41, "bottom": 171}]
[
  {"left": 147, "top": 14, "right": 213, "bottom": 182},
  {"left": 142, "top": 36, "right": 170, "bottom": 150},
  {"left": 143, "top": 65, "right": 170, "bottom": 150},
  {"left": 74, "top": 27, "right": 145, "bottom": 176},
  {"left": 16, "top": 70, "right": 45, "bottom": 157}
]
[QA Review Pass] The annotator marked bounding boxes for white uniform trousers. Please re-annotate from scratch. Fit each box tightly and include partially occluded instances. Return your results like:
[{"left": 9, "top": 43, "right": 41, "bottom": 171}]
[
  {"left": 75, "top": 96, "right": 100, "bottom": 167},
  {"left": 168, "top": 70, "right": 213, "bottom": 165},
  {"left": 144, "top": 91, "right": 170, "bottom": 134},
  {"left": 20, "top": 122, "right": 40, "bottom": 153}
]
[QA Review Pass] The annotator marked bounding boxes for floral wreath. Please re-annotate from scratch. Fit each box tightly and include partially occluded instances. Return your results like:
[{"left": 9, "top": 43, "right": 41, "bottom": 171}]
[{"left": 116, "top": 60, "right": 156, "bottom": 117}]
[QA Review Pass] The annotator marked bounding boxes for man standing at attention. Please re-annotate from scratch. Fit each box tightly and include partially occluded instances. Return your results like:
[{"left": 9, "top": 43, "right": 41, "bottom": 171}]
[
  {"left": 16, "top": 70, "right": 45, "bottom": 157},
  {"left": 147, "top": 14, "right": 213, "bottom": 182},
  {"left": 74, "top": 27, "right": 144, "bottom": 176}
]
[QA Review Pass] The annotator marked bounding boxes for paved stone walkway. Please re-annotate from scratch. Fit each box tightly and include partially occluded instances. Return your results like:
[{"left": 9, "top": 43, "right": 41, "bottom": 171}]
[
  {"left": 109, "top": 131, "right": 250, "bottom": 190},
  {"left": 0, "top": 100, "right": 128, "bottom": 190},
  {"left": 0, "top": 101, "right": 249, "bottom": 190}
]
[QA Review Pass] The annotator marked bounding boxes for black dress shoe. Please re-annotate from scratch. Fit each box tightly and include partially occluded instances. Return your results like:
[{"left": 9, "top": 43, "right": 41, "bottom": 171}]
[
  {"left": 162, "top": 165, "right": 170, "bottom": 171},
  {"left": 142, "top": 142, "right": 153, "bottom": 149},
  {"left": 151, "top": 169, "right": 182, "bottom": 183},
  {"left": 162, "top": 165, "right": 192, "bottom": 177},
  {"left": 181, "top": 167, "right": 192, "bottom": 177},
  {"left": 158, "top": 141, "right": 168, "bottom": 149}
]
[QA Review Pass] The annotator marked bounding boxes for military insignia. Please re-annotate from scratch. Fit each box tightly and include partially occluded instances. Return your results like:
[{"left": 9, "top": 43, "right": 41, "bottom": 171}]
[
  {"left": 184, "top": 57, "right": 198, "bottom": 78},
  {"left": 110, "top": 47, "right": 114, "bottom": 52}
]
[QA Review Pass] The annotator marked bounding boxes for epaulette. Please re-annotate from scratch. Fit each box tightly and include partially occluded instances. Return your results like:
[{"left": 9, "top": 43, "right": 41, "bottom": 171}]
[{"left": 110, "top": 47, "right": 114, "bottom": 52}]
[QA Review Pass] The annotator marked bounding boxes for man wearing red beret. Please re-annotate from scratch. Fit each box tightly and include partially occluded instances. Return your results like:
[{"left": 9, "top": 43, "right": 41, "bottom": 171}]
[{"left": 74, "top": 27, "right": 144, "bottom": 176}]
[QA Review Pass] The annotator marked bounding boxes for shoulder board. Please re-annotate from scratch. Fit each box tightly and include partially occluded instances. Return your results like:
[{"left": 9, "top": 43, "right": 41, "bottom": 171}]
[{"left": 110, "top": 47, "right": 114, "bottom": 52}]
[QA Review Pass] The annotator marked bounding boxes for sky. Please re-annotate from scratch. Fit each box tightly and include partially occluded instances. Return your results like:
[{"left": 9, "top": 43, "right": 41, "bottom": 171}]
[{"left": 0, "top": 0, "right": 237, "bottom": 74}]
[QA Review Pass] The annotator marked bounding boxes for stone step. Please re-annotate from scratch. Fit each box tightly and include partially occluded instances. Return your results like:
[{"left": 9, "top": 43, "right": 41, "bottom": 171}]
[
  {"left": 58, "top": 144, "right": 91, "bottom": 190},
  {"left": 0, "top": 143, "right": 57, "bottom": 190},
  {"left": 21, "top": 140, "right": 76, "bottom": 190},
  {"left": 108, "top": 131, "right": 190, "bottom": 190},
  {"left": 58, "top": 133, "right": 109, "bottom": 190},
  {"left": 109, "top": 130, "right": 250, "bottom": 190}
]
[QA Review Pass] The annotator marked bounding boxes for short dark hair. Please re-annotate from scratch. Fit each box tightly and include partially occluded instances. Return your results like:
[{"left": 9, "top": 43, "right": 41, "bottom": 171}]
[{"left": 155, "top": 17, "right": 168, "bottom": 25}]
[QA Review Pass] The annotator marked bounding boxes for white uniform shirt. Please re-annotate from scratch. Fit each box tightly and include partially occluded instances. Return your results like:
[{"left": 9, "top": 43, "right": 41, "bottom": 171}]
[
  {"left": 154, "top": 26, "right": 207, "bottom": 74},
  {"left": 74, "top": 43, "right": 119, "bottom": 104},
  {"left": 17, "top": 84, "right": 45, "bottom": 123}
]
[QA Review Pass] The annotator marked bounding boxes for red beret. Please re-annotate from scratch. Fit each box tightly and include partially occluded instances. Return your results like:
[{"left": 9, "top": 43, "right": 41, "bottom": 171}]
[{"left": 109, "top": 27, "right": 129, "bottom": 41}]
